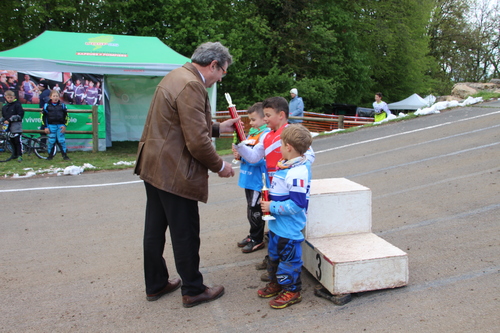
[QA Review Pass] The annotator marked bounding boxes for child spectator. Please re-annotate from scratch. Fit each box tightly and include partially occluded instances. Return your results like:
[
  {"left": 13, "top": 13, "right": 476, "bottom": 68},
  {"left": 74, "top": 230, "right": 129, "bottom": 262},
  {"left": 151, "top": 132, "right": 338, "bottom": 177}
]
[
  {"left": 232, "top": 102, "right": 270, "bottom": 253},
  {"left": 373, "top": 92, "right": 392, "bottom": 122},
  {"left": 235, "top": 97, "right": 315, "bottom": 275},
  {"left": 257, "top": 124, "right": 313, "bottom": 309},
  {"left": 1, "top": 90, "right": 24, "bottom": 162},
  {"left": 42, "top": 90, "right": 70, "bottom": 160}
]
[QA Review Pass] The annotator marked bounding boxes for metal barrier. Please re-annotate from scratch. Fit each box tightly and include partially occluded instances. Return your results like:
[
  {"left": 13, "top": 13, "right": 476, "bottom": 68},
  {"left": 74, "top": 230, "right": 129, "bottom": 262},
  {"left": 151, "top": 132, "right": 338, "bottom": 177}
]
[{"left": 214, "top": 110, "right": 373, "bottom": 136}]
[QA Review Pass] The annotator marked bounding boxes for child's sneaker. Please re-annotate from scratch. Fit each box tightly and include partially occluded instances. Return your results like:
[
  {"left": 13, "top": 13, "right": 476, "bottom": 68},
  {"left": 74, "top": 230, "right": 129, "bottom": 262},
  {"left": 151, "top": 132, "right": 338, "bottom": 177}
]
[
  {"left": 255, "top": 255, "right": 269, "bottom": 270},
  {"left": 242, "top": 240, "right": 265, "bottom": 253},
  {"left": 257, "top": 282, "right": 282, "bottom": 298},
  {"left": 260, "top": 272, "right": 270, "bottom": 282},
  {"left": 17, "top": 156, "right": 23, "bottom": 163},
  {"left": 237, "top": 236, "right": 251, "bottom": 248},
  {"left": 269, "top": 290, "right": 302, "bottom": 309}
]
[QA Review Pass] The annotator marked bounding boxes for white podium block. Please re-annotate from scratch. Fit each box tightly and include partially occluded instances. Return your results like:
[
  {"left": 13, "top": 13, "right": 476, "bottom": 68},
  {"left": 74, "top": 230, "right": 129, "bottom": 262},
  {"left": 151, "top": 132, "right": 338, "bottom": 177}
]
[
  {"left": 306, "top": 178, "right": 372, "bottom": 238},
  {"left": 303, "top": 233, "right": 408, "bottom": 294},
  {"left": 303, "top": 178, "right": 409, "bottom": 297}
]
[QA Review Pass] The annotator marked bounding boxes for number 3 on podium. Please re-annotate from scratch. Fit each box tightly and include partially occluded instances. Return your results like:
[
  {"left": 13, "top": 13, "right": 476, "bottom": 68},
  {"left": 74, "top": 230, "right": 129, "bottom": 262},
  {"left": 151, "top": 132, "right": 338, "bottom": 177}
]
[{"left": 315, "top": 253, "right": 322, "bottom": 281}]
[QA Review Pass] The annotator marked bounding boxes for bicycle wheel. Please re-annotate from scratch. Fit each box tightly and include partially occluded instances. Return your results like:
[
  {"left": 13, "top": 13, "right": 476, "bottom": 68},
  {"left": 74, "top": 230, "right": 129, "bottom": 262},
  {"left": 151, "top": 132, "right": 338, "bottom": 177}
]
[
  {"left": 2, "top": 136, "right": 13, "bottom": 153},
  {"left": 32, "top": 136, "right": 57, "bottom": 159},
  {"left": 0, "top": 137, "right": 14, "bottom": 162}
]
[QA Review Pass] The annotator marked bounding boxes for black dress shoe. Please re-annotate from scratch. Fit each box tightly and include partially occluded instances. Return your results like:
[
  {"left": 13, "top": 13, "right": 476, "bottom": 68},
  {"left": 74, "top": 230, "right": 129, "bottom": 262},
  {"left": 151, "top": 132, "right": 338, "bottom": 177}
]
[
  {"left": 146, "top": 278, "right": 182, "bottom": 301},
  {"left": 182, "top": 285, "right": 225, "bottom": 308}
]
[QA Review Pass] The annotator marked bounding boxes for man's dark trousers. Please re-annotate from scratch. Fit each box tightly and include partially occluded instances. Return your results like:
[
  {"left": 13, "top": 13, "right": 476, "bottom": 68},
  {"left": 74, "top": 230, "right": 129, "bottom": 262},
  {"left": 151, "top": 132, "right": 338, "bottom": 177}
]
[{"left": 143, "top": 182, "right": 206, "bottom": 296}]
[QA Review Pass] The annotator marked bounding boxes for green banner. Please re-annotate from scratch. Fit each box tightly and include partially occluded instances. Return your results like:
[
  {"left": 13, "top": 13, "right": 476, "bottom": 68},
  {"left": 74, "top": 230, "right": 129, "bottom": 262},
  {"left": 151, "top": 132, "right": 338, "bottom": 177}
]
[{"left": 21, "top": 104, "right": 106, "bottom": 139}]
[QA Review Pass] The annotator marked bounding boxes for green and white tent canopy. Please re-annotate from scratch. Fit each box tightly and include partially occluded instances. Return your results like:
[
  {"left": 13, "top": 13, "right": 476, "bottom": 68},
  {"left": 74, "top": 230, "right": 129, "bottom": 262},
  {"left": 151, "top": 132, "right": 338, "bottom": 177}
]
[
  {"left": 0, "top": 30, "right": 190, "bottom": 76},
  {"left": 0, "top": 31, "right": 199, "bottom": 144}
]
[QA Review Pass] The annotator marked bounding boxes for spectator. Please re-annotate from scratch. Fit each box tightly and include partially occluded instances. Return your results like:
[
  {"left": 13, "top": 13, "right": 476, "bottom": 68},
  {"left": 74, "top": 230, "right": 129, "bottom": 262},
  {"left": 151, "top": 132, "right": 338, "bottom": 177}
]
[
  {"left": 373, "top": 92, "right": 392, "bottom": 122},
  {"left": 288, "top": 88, "right": 304, "bottom": 123}
]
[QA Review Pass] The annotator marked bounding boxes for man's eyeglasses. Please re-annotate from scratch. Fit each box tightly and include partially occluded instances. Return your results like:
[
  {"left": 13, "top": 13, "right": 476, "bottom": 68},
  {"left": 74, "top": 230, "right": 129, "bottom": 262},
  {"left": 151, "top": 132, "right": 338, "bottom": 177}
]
[{"left": 217, "top": 63, "right": 227, "bottom": 77}]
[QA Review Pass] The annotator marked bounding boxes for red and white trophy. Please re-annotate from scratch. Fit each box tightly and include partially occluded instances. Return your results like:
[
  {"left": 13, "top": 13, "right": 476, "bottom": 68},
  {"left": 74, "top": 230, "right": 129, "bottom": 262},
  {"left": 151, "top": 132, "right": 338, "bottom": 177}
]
[
  {"left": 225, "top": 93, "right": 246, "bottom": 143},
  {"left": 225, "top": 92, "right": 247, "bottom": 164},
  {"left": 261, "top": 173, "right": 275, "bottom": 221}
]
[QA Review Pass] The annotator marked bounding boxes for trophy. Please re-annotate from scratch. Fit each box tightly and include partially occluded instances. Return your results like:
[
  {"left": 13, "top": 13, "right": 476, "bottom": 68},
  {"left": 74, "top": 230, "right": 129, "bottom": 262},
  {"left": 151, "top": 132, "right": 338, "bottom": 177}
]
[
  {"left": 224, "top": 93, "right": 246, "bottom": 143},
  {"left": 261, "top": 173, "right": 275, "bottom": 221},
  {"left": 225, "top": 92, "right": 247, "bottom": 164}
]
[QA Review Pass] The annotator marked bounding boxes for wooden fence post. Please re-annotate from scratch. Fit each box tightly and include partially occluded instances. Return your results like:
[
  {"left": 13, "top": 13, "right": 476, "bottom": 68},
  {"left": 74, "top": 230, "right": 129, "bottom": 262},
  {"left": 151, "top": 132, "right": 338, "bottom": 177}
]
[
  {"left": 338, "top": 115, "right": 345, "bottom": 129},
  {"left": 92, "top": 105, "right": 98, "bottom": 153}
]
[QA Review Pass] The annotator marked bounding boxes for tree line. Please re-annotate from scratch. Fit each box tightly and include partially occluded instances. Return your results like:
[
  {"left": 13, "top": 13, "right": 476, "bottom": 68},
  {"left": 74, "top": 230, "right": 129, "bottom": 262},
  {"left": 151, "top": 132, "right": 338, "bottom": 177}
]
[{"left": 1, "top": 0, "right": 498, "bottom": 112}]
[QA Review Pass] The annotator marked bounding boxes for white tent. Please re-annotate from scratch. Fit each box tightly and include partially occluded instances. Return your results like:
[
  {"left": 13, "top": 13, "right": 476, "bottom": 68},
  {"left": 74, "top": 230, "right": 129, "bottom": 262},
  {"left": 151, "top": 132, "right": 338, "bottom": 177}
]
[{"left": 388, "top": 93, "right": 429, "bottom": 110}]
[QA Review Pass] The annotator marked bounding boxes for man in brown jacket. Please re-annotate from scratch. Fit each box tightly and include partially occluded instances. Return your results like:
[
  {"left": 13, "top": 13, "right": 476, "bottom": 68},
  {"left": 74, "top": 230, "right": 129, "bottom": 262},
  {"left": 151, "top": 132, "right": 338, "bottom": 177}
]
[{"left": 134, "top": 42, "right": 237, "bottom": 308}]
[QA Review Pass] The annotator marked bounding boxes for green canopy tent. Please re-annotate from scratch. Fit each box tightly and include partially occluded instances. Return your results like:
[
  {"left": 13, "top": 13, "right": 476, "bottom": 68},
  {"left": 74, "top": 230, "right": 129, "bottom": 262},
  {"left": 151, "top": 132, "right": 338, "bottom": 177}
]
[{"left": 0, "top": 30, "right": 211, "bottom": 148}]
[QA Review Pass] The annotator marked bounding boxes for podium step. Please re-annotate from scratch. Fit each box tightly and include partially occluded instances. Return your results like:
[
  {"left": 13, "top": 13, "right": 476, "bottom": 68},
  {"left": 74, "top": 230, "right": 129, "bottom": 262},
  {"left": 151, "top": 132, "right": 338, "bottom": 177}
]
[
  {"left": 303, "top": 233, "right": 408, "bottom": 295},
  {"left": 306, "top": 178, "right": 372, "bottom": 238}
]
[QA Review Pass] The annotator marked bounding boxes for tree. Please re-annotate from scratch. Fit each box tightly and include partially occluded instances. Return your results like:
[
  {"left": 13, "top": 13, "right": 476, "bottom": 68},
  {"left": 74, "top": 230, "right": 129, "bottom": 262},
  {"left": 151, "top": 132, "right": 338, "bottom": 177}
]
[
  {"left": 355, "top": 0, "right": 435, "bottom": 104},
  {"left": 0, "top": 0, "right": 113, "bottom": 52},
  {"left": 216, "top": 0, "right": 371, "bottom": 112},
  {"left": 467, "top": 0, "right": 500, "bottom": 81},
  {"left": 427, "top": 0, "right": 499, "bottom": 91}
]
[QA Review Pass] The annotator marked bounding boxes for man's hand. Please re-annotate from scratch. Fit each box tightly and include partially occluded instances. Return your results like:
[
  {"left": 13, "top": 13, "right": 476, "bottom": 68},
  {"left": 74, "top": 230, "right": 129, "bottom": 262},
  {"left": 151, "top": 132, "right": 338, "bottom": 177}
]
[
  {"left": 44, "top": 128, "right": 50, "bottom": 134},
  {"left": 219, "top": 117, "right": 243, "bottom": 133},
  {"left": 218, "top": 161, "right": 235, "bottom": 178}
]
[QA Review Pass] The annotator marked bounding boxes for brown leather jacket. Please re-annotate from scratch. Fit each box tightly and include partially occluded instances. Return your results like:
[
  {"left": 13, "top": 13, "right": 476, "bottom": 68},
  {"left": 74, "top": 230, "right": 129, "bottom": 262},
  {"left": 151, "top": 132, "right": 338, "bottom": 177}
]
[{"left": 134, "top": 63, "right": 223, "bottom": 203}]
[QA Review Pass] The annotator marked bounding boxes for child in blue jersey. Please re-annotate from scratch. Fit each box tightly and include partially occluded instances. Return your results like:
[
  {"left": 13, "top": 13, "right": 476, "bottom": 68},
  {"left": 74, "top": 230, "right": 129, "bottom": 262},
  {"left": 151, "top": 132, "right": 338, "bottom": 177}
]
[
  {"left": 232, "top": 102, "right": 270, "bottom": 253},
  {"left": 42, "top": 90, "right": 70, "bottom": 160},
  {"left": 257, "top": 124, "right": 312, "bottom": 309}
]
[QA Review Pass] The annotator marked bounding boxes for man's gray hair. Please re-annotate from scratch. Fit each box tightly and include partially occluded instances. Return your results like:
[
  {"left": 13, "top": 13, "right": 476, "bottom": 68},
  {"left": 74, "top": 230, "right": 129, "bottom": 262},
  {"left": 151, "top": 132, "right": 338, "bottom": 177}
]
[{"left": 191, "top": 42, "right": 233, "bottom": 68}]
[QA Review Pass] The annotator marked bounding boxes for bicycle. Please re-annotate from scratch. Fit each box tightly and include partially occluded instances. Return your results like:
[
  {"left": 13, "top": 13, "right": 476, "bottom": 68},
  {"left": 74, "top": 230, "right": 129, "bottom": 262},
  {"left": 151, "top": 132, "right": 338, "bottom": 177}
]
[{"left": 1, "top": 131, "right": 57, "bottom": 162}]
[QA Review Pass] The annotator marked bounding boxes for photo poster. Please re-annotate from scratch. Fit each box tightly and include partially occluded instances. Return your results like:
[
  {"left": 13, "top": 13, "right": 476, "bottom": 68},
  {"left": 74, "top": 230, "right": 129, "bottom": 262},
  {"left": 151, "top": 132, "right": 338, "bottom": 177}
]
[
  {"left": 1, "top": 70, "right": 106, "bottom": 150},
  {"left": 2, "top": 71, "right": 104, "bottom": 106}
]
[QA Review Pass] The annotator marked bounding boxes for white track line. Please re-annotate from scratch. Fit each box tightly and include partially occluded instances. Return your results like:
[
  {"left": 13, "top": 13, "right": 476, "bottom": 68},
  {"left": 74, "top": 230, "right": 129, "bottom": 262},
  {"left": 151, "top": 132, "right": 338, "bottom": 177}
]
[
  {"left": 0, "top": 180, "right": 142, "bottom": 193},
  {"left": 314, "top": 110, "right": 500, "bottom": 154}
]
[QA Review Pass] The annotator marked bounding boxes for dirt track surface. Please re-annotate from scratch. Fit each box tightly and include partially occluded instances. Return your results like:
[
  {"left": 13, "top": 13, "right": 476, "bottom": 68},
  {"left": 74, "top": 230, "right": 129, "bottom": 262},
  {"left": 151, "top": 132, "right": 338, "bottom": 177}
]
[{"left": 1, "top": 102, "right": 499, "bottom": 332}]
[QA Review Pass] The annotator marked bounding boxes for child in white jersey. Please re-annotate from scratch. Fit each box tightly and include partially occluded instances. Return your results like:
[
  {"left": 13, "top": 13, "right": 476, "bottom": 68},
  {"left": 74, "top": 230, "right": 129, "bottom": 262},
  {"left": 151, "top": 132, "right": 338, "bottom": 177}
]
[
  {"left": 235, "top": 97, "right": 315, "bottom": 276},
  {"left": 257, "top": 124, "right": 312, "bottom": 309}
]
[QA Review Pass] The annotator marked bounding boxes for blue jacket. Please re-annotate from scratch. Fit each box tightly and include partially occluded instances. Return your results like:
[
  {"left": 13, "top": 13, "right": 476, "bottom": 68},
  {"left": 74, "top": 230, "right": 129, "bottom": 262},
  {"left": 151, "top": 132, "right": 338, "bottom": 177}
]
[
  {"left": 288, "top": 96, "right": 304, "bottom": 123},
  {"left": 238, "top": 127, "right": 270, "bottom": 191}
]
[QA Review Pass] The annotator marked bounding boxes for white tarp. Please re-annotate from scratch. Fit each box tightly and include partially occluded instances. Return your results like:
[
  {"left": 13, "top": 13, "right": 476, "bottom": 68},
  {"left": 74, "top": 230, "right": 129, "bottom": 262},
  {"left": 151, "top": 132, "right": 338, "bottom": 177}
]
[
  {"left": 423, "top": 94, "right": 437, "bottom": 106},
  {"left": 388, "top": 93, "right": 430, "bottom": 110}
]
